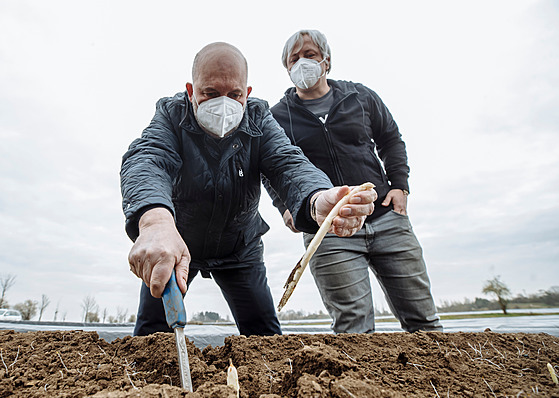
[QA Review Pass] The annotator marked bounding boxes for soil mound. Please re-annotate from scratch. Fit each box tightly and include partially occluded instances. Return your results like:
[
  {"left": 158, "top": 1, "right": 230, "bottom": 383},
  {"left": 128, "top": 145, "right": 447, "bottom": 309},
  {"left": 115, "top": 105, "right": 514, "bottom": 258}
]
[{"left": 1, "top": 329, "right": 558, "bottom": 397}]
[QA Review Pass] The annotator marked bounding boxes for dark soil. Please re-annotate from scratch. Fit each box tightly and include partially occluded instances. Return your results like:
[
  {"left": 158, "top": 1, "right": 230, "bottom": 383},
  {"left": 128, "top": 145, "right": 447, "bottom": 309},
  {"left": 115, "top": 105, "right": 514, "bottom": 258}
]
[{"left": 1, "top": 329, "right": 559, "bottom": 397}]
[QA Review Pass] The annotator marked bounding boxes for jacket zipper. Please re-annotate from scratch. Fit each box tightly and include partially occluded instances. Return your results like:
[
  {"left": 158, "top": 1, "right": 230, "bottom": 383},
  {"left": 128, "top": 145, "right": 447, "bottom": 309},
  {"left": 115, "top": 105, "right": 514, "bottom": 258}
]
[
  {"left": 235, "top": 161, "right": 244, "bottom": 177},
  {"left": 322, "top": 123, "right": 344, "bottom": 185},
  {"left": 292, "top": 93, "right": 354, "bottom": 186}
]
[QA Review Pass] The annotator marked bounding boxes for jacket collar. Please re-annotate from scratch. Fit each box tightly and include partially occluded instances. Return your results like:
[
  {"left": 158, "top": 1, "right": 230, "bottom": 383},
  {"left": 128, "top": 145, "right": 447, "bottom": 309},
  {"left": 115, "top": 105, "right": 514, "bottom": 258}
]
[{"left": 179, "top": 94, "right": 262, "bottom": 138}]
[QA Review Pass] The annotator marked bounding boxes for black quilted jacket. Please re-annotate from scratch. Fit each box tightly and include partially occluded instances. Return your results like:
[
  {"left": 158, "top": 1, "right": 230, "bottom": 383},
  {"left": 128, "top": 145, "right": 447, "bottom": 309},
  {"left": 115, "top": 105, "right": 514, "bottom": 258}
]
[{"left": 120, "top": 92, "right": 332, "bottom": 270}]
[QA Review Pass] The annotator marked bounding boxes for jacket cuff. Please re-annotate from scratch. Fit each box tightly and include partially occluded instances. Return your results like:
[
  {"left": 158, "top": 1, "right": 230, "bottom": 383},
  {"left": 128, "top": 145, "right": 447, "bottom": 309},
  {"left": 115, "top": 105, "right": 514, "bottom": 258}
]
[
  {"left": 125, "top": 203, "right": 174, "bottom": 241},
  {"left": 293, "top": 189, "right": 324, "bottom": 233},
  {"left": 389, "top": 175, "right": 409, "bottom": 193}
]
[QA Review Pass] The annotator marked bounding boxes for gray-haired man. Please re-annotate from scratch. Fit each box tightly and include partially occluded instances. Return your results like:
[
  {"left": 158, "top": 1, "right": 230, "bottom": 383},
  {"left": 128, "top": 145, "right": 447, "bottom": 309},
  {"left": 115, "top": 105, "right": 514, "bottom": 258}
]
[{"left": 266, "top": 30, "right": 442, "bottom": 333}]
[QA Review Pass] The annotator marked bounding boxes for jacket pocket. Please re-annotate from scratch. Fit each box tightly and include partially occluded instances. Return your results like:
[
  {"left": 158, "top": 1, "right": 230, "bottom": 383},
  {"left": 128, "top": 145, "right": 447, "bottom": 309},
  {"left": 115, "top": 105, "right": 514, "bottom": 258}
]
[{"left": 243, "top": 213, "right": 270, "bottom": 246}]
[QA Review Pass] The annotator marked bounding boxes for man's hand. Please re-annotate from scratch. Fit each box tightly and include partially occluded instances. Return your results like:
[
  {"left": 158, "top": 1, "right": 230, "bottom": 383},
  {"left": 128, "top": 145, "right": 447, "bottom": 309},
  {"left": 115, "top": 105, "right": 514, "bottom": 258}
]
[
  {"left": 381, "top": 189, "right": 408, "bottom": 215},
  {"left": 282, "top": 209, "right": 300, "bottom": 233},
  {"left": 128, "top": 207, "right": 191, "bottom": 298},
  {"left": 312, "top": 186, "right": 377, "bottom": 237}
]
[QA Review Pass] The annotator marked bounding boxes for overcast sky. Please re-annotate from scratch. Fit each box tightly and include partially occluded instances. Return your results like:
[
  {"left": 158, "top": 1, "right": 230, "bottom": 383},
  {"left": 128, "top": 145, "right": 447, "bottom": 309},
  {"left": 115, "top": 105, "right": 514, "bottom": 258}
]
[{"left": 1, "top": 1, "right": 558, "bottom": 323}]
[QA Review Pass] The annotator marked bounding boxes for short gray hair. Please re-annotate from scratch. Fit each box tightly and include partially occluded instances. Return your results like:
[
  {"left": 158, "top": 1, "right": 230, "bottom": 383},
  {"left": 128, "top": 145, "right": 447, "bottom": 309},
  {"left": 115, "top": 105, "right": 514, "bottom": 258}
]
[{"left": 281, "top": 30, "right": 331, "bottom": 72}]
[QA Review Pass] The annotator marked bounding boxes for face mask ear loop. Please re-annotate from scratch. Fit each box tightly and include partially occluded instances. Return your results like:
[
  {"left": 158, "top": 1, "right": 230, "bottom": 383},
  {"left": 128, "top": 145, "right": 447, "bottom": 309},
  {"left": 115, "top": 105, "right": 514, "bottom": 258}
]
[
  {"left": 318, "top": 58, "right": 327, "bottom": 79},
  {"left": 192, "top": 93, "right": 200, "bottom": 108}
]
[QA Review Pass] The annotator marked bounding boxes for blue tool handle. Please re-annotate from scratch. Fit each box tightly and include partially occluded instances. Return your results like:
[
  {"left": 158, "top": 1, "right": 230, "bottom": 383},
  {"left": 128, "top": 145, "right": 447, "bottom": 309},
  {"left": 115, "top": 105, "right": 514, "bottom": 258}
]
[{"left": 162, "top": 270, "right": 187, "bottom": 329}]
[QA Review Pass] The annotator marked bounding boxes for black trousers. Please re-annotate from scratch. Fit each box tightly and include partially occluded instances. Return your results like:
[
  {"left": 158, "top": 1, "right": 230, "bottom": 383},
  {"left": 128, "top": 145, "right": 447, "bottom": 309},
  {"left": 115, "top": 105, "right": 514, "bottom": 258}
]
[{"left": 133, "top": 253, "right": 282, "bottom": 337}]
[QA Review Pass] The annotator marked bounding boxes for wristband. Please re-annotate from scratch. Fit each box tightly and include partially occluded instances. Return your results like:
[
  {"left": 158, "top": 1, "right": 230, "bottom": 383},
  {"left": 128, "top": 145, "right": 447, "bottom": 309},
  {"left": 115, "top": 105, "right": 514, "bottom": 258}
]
[{"left": 310, "top": 196, "right": 318, "bottom": 221}]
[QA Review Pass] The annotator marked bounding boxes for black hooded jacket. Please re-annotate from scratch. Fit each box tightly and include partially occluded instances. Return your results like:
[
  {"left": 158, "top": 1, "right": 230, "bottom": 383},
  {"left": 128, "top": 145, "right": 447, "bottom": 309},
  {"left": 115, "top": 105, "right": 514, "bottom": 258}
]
[
  {"left": 120, "top": 92, "right": 332, "bottom": 271},
  {"left": 269, "top": 80, "right": 410, "bottom": 220}
]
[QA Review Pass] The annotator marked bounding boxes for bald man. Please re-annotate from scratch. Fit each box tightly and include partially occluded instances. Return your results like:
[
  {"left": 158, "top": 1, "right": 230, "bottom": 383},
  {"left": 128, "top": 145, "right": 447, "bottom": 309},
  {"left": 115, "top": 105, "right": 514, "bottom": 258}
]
[{"left": 120, "top": 42, "right": 376, "bottom": 337}]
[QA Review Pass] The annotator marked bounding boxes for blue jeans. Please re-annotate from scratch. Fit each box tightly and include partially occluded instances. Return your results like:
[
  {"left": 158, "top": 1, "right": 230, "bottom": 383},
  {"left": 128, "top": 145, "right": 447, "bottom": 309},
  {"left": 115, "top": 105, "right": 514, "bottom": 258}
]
[
  {"left": 134, "top": 241, "right": 282, "bottom": 337},
  {"left": 303, "top": 210, "right": 442, "bottom": 333}
]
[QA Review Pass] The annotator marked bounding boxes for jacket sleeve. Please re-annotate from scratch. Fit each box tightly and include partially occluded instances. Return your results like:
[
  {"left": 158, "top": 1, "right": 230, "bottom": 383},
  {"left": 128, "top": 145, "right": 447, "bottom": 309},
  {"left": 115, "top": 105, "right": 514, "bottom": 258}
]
[
  {"left": 261, "top": 174, "right": 289, "bottom": 216},
  {"left": 257, "top": 106, "right": 333, "bottom": 233},
  {"left": 120, "top": 98, "right": 183, "bottom": 241},
  {"left": 365, "top": 87, "right": 410, "bottom": 192}
]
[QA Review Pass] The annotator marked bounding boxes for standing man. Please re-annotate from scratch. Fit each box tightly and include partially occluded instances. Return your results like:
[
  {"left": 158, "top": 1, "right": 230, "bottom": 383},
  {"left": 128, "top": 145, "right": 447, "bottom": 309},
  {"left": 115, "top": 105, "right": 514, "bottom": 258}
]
[
  {"left": 267, "top": 30, "right": 442, "bottom": 333},
  {"left": 120, "top": 42, "right": 376, "bottom": 337}
]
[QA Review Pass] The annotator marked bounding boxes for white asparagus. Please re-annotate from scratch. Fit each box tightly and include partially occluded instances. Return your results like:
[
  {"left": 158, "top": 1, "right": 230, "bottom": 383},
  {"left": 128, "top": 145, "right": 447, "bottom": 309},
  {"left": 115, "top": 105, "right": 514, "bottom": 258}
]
[
  {"left": 277, "top": 182, "right": 376, "bottom": 312},
  {"left": 227, "top": 358, "right": 240, "bottom": 397},
  {"left": 548, "top": 363, "right": 558, "bottom": 385}
]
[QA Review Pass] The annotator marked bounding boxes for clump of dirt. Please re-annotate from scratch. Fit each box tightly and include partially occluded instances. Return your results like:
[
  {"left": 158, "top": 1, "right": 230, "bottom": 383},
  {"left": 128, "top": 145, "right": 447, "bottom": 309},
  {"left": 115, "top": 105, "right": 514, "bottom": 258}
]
[{"left": 1, "top": 329, "right": 559, "bottom": 397}]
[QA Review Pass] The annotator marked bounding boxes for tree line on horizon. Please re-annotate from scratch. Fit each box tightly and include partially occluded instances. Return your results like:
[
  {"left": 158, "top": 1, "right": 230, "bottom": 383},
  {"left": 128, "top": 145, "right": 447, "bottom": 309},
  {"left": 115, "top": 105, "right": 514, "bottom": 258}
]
[
  {"left": 0, "top": 274, "right": 135, "bottom": 323},
  {"left": 2, "top": 274, "right": 558, "bottom": 323},
  {"left": 279, "top": 278, "right": 559, "bottom": 320},
  {"left": 188, "top": 281, "right": 559, "bottom": 322},
  {"left": 438, "top": 282, "right": 559, "bottom": 314}
]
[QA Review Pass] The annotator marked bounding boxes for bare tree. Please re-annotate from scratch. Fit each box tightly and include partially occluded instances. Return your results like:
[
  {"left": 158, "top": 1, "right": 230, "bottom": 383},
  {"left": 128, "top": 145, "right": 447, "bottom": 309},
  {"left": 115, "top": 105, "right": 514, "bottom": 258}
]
[
  {"left": 53, "top": 302, "right": 60, "bottom": 322},
  {"left": 81, "top": 295, "right": 98, "bottom": 322},
  {"left": 38, "top": 294, "right": 50, "bottom": 321},
  {"left": 116, "top": 307, "right": 128, "bottom": 323},
  {"left": 102, "top": 308, "right": 108, "bottom": 323},
  {"left": 14, "top": 300, "right": 38, "bottom": 320},
  {"left": 0, "top": 274, "right": 16, "bottom": 308},
  {"left": 482, "top": 276, "right": 512, "bottom": 314},
  {"left": 87, "top": 311, "right": 100, "bottom": 322}
]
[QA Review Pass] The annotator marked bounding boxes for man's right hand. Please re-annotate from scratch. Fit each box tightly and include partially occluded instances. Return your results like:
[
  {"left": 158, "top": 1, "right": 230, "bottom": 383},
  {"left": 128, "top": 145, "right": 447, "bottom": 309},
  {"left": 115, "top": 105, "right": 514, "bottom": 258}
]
[
  {"left": 311, "top": 186, "right": 376, "bottom": 237},
  {"left": 128, "top": 207, "right": 191, "bottom": 298}
]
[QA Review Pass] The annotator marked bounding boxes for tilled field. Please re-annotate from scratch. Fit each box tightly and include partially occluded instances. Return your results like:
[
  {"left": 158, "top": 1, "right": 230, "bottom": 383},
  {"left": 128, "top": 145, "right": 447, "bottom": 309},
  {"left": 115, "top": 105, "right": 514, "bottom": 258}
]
[{"left": 1, "top": 329, "right": 559, "bottom": 397}]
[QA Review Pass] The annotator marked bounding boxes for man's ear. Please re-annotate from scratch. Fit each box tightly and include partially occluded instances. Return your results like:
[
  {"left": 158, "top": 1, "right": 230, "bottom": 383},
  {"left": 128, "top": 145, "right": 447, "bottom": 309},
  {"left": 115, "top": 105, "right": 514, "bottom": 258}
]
[
  {"left": 186, "top": 83, "right": 194, "bottom": 100},
  {"left": 247, "top": 86, "right": 252, "bottom": 97}
]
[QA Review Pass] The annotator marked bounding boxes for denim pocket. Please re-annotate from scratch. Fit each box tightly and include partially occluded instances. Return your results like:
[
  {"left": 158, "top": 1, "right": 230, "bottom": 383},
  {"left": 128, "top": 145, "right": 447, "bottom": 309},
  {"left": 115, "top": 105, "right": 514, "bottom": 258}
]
[{"left": 390, "top": 210, "right": 409, "bottom": 218}]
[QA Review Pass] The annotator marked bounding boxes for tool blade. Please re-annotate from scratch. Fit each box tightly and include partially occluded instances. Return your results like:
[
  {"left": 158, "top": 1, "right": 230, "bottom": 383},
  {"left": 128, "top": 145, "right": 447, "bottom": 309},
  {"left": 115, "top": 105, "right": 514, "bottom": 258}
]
[{"left": 174, "top": 327, "right": 193, "bottom": 391}]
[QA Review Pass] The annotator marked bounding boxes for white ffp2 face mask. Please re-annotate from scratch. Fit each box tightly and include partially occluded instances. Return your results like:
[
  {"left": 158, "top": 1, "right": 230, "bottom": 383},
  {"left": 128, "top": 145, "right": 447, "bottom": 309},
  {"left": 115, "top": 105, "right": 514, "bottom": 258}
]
[
  {"left": 289, "top": 57, "right": 326, "bottom": 89},
  {"left": 193, "top": 95, "right": 244, "bottom": 138}
]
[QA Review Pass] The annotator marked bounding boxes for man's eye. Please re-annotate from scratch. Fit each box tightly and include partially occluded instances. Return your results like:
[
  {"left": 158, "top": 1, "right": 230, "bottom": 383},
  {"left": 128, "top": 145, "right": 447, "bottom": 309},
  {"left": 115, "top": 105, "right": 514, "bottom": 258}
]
[{"left": 229, "top": 93, "right": 241, "bottom": 99}]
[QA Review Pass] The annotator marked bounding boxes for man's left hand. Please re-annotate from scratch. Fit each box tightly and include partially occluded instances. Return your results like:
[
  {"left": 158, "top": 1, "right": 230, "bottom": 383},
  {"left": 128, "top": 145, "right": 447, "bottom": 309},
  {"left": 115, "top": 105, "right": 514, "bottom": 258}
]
[
  {"left": 312, "top": 186, "right": 377, "bottom": 237},
  {"left": 382, "top": 189, "right": 408, "bottom": 215}
]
